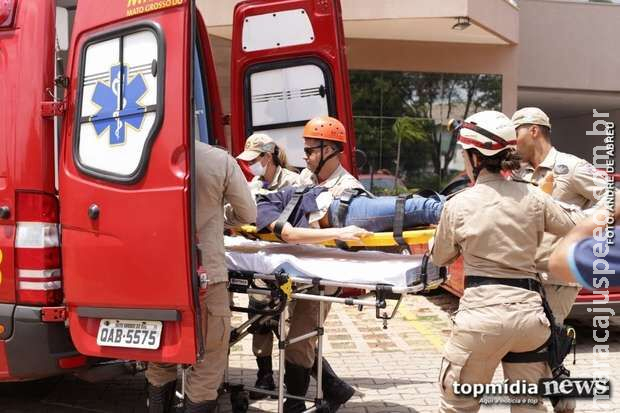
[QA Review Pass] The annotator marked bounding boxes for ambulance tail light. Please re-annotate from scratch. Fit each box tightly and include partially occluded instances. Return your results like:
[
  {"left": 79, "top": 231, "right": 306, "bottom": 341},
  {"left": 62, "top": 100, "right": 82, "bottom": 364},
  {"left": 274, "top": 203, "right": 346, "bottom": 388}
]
[
  {"left": 14, "top": 192, "right": 63, "bottom": 306},
  {"left": 0, "top": 0, "right": 16, "bottom": 29}
]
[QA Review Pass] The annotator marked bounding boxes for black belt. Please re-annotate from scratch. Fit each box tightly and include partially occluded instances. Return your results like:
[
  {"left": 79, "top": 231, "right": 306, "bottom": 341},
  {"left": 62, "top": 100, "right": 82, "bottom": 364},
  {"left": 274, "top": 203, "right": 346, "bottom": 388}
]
[{"left": 465, "top": 275, "right": 541, "bottom": 293}]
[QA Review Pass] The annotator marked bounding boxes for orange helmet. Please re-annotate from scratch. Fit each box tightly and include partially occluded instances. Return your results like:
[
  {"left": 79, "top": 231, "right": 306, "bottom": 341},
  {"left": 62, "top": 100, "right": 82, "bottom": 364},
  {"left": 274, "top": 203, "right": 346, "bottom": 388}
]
[{"left": 302, "top": 116, "right": 347, "bottom": 143}]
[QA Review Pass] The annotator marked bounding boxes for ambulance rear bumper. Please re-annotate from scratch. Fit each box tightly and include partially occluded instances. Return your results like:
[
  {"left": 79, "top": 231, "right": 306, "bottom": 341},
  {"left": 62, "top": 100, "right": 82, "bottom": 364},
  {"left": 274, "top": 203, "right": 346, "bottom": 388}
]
[{"left": 0, "top": 304, "right": 81, "bottom": 381}]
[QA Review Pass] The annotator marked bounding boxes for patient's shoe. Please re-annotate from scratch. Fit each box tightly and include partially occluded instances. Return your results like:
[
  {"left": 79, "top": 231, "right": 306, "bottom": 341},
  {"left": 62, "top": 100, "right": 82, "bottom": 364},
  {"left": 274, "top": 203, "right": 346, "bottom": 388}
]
[
  {"left": 250, "top": 356, "right": 276, "bottom": 399},
  {"left": 414, "top": 188, "right": 443, "bottom": 202},
  {"left": 439, "top": 175, "right": 470, "bottom": 197}
]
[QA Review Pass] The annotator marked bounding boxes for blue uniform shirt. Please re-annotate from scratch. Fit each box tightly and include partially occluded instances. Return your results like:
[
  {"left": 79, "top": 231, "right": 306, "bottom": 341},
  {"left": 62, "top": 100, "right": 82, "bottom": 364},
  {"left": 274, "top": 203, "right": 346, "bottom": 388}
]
[{"left": 255, "top": 186, "right": 326, "bottom": 232}]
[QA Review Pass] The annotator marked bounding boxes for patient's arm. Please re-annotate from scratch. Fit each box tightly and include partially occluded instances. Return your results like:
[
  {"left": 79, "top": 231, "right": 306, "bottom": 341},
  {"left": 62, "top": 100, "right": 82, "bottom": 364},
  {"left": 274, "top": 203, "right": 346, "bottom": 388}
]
[{"left": 268, "top": 222, "right": 372, "bottom": 244}]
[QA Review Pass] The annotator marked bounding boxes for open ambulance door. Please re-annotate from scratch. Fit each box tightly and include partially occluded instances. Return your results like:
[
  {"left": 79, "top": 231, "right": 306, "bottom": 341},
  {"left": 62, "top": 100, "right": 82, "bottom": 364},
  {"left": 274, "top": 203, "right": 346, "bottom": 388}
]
[
  {"left": 230, "top": 0, "right": 357, "bottom": 173},
  {"left": 59, "top": 0, "right": 201, "bottom": 363}
]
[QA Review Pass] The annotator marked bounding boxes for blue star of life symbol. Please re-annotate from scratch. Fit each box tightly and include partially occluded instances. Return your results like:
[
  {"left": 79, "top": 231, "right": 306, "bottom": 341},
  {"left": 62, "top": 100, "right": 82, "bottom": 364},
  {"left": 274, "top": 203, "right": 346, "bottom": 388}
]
[{"left": 91, "top": 64, "right": 148, "bottom": 145}]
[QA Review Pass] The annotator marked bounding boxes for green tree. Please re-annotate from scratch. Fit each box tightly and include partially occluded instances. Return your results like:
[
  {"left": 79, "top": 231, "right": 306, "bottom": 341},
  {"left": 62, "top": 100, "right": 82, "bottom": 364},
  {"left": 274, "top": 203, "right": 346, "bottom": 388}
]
[
  {"left": 392, "top": 116, "right": 428, "bottom": 187},
  {"left": 349, "top": 70, "right": 502, "bottom": 190}
]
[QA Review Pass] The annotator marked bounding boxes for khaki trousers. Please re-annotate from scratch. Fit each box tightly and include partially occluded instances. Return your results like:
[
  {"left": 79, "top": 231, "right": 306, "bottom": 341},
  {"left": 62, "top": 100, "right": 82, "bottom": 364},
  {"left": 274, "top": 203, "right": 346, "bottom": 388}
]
[
  {"left": 285, "top": 297, "right": 332, "bottom": 368},
  {"left": 543, "top": 284, "right": 580, "bottom": 325},
  {"left": 439, "top": 286, "right": 551, "bottom": 413},
  {"left": 251, "top": 296, "right": 297, "bottom": 357},
  {"left": 146, "top": 282, "right": 231, "bottom": 402}
]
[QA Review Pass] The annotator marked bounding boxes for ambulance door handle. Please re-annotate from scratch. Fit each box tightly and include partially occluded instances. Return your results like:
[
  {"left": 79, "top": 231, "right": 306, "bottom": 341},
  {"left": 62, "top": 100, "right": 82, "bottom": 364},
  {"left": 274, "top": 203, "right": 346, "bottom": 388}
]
[
  {"left": 88, "top": 204, "right": 100, "bottom": 220},
  {"left": 0, "top": 206, "right": 10, "bottom": 220}
]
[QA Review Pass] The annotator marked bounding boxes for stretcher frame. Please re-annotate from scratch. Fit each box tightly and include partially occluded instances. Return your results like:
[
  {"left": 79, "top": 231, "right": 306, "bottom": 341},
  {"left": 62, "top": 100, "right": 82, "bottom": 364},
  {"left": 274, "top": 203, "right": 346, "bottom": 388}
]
[{"left": 222, "top": 267, "right": 445, "bottom": 413}]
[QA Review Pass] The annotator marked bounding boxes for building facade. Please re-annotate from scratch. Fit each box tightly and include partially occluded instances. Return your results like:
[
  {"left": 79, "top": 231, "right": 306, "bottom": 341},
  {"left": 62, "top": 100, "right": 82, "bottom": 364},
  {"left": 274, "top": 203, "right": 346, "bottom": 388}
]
[{"left": 202, "top": 0, "right": 619, "bottom": 184}]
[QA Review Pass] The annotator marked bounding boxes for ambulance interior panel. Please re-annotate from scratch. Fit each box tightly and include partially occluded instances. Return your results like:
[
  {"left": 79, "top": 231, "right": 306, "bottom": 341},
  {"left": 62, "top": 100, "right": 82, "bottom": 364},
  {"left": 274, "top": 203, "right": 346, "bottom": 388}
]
[
  {"left": 241, "top": 8, "right": 315, "bottom": 53},
  {"left": 249, "top": 64, "right": 330, "bottom": 168}
]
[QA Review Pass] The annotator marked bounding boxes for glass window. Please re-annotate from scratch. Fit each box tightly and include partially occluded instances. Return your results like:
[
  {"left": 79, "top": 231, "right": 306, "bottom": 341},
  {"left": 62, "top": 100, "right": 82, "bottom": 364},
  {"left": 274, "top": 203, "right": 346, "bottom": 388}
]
[
  {"left": 76, "top": 28, "right": 161, "bottom": 181},
  {"left": 193, "top": 45, "right": 211, "bottom": 144},
  {"left": 247, "top": 62, "right": 332, "bottom": 168}
]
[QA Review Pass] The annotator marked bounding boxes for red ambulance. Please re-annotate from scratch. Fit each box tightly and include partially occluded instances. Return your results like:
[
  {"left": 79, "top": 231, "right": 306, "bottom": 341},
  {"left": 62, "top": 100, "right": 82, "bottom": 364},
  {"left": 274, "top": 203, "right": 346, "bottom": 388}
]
[{"left": 0, "top": 0, "right": 357, "bottom": 381}]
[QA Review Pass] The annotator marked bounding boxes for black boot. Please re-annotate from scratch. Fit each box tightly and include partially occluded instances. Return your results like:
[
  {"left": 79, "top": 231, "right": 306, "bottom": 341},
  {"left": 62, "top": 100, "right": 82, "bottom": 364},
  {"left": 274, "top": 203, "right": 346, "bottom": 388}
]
[
  {"left": 312, "top": 358, "right": 355, "bottom": 412},
  {"left": 147, "top": 380, "right": 177, "bottom": 413},
  {"left": 283, "top": 361, "right": 311, "bottom": 413},
  {"left": 184, "top": 397, "right": 218, "bottom": 413},
  {"left": 250, "top": 356, "right": 276, "bottom": 400}
]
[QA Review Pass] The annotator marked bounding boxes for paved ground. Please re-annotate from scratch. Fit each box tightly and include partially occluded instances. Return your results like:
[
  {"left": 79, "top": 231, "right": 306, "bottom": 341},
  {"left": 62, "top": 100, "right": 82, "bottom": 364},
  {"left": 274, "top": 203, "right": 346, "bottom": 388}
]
[{"left": 1, "top": 289, "right": 619, "bottom": 412}]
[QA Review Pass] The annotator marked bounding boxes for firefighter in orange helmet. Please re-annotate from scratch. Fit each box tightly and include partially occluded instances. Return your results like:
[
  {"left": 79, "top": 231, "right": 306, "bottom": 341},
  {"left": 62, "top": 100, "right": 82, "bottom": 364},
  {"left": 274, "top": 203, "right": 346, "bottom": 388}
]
[
  {"left": 284, "top": 116, "right": 362, "bottom": 412},
  {"left": 297, "top": 116, "right": 364, "bottom": 197}
]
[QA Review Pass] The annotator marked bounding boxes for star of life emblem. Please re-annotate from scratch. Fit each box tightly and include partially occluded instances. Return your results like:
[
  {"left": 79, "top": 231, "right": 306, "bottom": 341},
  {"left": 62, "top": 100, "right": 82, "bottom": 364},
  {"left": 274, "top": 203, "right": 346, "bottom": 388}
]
[{"left": 90, "top": 64, "right": 148, "bottom": 145}]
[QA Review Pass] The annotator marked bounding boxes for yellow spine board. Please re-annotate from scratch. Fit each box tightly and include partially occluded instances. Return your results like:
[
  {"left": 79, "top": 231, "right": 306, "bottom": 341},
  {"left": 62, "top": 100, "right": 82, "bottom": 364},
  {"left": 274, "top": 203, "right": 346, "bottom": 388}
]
[{"left": 236, "top": 225, "right": 435, "bottom": 247}]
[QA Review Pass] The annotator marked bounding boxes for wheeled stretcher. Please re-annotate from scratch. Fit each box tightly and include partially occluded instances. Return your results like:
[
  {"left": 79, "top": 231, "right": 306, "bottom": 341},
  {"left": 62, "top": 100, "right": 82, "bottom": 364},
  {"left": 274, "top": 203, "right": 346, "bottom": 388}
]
[{"left": 222, "top": 235, "right": 446, "bottom": 413}]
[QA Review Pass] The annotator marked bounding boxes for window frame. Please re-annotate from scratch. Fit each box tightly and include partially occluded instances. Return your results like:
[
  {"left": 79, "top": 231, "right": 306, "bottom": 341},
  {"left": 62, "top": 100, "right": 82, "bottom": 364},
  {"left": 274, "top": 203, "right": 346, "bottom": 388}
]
[{"left": 72, "top": 22, "right": 166, "bottom": 185}]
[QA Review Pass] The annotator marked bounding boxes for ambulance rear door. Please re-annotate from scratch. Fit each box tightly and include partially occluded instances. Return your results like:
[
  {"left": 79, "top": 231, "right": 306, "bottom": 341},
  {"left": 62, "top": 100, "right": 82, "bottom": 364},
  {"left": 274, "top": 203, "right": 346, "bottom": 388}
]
[
  {"left": 230, "top": 0, "right": 357, "bottom": 172},
  {"left": 59, "top": 0, "right": 200, "bottom": 363}
]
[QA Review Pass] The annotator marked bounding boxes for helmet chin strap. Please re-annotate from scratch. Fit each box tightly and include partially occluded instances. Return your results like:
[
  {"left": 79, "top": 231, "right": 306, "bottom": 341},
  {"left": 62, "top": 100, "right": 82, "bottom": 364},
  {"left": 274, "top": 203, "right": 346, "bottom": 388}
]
[
  {"left": 465, "top": 149, "right": 482, "bottom": 182},
  {"left": 313, "top": 141, "right": 340, "bottom": 179}
]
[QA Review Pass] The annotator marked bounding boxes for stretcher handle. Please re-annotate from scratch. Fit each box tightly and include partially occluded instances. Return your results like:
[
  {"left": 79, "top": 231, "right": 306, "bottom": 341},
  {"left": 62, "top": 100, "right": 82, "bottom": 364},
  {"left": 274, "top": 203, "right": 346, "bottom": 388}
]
[{"left": 375, "top": 292, "right": 404, "bottom": 329}]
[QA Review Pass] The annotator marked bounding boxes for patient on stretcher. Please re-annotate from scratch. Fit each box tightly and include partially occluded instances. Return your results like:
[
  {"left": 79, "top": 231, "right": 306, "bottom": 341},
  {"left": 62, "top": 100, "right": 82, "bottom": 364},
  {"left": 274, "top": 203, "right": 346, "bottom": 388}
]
[{"left": 255, "top": 186, "right": 444, "bottom": 244}]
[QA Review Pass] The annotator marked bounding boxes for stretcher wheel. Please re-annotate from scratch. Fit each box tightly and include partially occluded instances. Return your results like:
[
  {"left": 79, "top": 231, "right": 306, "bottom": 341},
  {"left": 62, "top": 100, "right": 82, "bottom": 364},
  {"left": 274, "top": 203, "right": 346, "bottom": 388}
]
[{"left": 230, "top": 389, "right": 249, "bottom": 413}]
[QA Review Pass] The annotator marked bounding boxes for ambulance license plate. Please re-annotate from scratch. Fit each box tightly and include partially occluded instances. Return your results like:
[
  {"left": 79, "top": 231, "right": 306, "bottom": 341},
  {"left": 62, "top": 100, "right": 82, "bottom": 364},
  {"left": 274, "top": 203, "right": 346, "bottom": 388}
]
[{"left": 97, "top": 319, "right": 162, "bottom": 350}]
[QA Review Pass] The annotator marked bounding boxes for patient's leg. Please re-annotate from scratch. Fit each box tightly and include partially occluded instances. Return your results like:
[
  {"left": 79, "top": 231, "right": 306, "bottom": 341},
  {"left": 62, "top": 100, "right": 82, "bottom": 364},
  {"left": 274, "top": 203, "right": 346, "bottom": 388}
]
[
  {"left": 403, "top": 196, "right": 443, "bottom": 226},
  {"left": 334, "top": 195, "right": 443, "bottom": 232}
]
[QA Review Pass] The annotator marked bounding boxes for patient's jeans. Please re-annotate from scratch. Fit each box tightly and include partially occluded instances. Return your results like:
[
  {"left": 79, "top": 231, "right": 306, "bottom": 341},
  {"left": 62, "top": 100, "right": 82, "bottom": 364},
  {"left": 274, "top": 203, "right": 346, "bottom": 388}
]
[{"left": 328, "top": 195, "right": 443, "bottom": 232}]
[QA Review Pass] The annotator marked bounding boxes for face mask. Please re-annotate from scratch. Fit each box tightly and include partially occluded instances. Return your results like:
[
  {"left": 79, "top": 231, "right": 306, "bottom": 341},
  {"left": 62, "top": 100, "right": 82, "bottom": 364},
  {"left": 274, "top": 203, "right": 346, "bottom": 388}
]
[{"left": 249, "top": 160, "right": 266, "bottom": 177}]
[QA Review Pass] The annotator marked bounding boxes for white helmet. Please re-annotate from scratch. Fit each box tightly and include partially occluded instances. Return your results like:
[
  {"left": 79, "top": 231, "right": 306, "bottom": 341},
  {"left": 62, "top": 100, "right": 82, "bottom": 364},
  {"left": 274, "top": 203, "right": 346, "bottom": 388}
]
[{"left": 458, "top": 111, "right": 517, "bottom": 156}]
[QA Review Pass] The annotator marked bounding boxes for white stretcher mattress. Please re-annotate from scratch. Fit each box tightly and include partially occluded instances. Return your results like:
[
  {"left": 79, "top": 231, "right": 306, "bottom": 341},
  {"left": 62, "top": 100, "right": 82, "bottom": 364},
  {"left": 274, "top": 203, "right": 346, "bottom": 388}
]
[{"left": 224, "top": 236, "right": 439, "bottom": 288}]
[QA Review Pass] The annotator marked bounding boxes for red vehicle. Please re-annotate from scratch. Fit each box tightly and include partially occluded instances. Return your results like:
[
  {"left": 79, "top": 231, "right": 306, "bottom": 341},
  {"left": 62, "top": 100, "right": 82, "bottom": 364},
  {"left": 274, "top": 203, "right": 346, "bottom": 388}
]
[
  {"left": 442, "top": 173, "right": 620, "bottom": 317},
  {"left": 359, "top": 170, "right": 407, "bottom": 193},
  {"left": 0, "top": 0, "right": 356, "bottom": 381}
]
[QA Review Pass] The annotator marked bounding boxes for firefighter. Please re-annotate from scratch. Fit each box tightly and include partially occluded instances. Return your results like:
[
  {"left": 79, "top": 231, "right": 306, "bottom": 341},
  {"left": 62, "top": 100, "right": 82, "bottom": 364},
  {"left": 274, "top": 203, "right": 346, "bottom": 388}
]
[
  {"left": 297, "top": 116, "right": 364, "bottom": 196},
  {"left": 431, "top": 110, "right": 575, "bottom": 413},
  {"left": 237, "top": 133, "right": 300, "bottom": 197},
  {"left": 283, "top": 116, "right": 362, "bottom": 412},
  {"left": 235, "top": 133, "right": 300, "bottom": 398},
  {"left": 511, "top": 107, "right": 617, "bottom": 413},
  {"left": 511, "top": 107, "right": 609, "bottom": 326},
  {"left": 145, "top": 141, "right": 256, "bottom": 413}
]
